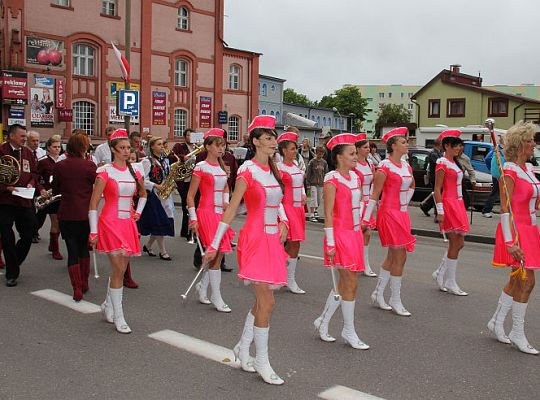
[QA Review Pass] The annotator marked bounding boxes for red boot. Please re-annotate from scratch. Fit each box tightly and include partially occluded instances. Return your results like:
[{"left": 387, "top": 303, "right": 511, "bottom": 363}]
[
  {"left": 50, "top": 232, "right": 64, "bottom": 260},
  {"left": 79, "top": 257, "right": 90, "bottom": 293},
  {"left": 123, "top": 262, "right": 138, "bottom": 289},
  {"left": 67, "top": 264, "right": 83, "bottom": 301}
]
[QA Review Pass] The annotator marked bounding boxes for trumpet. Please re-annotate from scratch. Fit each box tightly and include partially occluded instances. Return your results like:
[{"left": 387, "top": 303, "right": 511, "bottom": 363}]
[{"left": 34, "top": 189, "right": 62, "bottom": 210}]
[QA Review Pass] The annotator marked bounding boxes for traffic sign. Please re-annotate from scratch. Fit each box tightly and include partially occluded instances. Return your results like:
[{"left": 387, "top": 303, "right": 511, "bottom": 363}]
[{"left": 118, "top": 89, "right": 139, "bottom": 116}]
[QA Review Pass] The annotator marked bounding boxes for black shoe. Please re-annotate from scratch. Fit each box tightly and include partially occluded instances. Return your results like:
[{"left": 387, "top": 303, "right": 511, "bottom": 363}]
[
  {"left": 32, "top": 236, "right": 39, "bottom": 244},
  {"left": 221, "top": 265, "right": 233, "bottom": 272},
  {"left": 6, "top": 279, "right": 17, "bottom": 287},
  {"left": 143, "top": 245, "right": 156, "bottom": 257},
  {"left": 420, "top": 205, "right": 430, "bottom": 217},
  {"left": 159, "top": 253, "right": 172, "bottom": 261}
]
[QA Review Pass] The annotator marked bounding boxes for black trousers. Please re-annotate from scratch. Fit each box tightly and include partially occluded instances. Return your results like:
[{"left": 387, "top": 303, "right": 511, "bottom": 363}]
[
  {"left": 178, "top": 181, "right": 190, "bottom": 237},
  {"left": 59, "top": 220, "right": 90, "bottom": 266},
  {"left": 0, "top": 205, "right": 37, "bottom": 280}
]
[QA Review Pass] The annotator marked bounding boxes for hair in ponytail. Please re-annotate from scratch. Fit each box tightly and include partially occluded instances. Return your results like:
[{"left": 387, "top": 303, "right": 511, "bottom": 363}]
[{"left": 110, "top": 137, "right": 146, "bottom": 197}]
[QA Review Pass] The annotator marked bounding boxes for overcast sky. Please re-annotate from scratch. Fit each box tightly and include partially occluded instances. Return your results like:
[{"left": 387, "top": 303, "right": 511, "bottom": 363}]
[{"left": 224, "top": 0, "right": 540, "bottom": 101}]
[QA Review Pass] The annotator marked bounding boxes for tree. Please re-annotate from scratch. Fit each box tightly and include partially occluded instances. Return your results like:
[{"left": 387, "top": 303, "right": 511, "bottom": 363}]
[
  {"left": 283, "top": 88, "right": 315, "bottom": 107},
  {"left": 317, "top": 86, "right": 368, "bottom": 132},
  {"left": 374, "top": 104, "right": 412, "bottom": 138}
]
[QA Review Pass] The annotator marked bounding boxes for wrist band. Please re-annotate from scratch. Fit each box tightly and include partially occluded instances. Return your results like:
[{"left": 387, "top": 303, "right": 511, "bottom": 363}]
[
  {"left": 324, "top": 227, "right": 335, "bottom": 247},
  {"left": 436, "top": 202, "right": 444, "bottom": 215},
  {"left": 211, "top": 221, "right": 229, "bottom": 250},
  {"left": 363, "top": 199, "right": 376, "bottom": 223},
  {"left": 501, "top": 213, "right": 514, "bottom": 245},
  {"left": 188, "top": 206, "right": 197, "bottom": 221},
  {"left": 135, "top": 197, "right": 147, "bottom": 216},
  {"left": 89, "top": 210, "right": 98, "bottom": 234}
]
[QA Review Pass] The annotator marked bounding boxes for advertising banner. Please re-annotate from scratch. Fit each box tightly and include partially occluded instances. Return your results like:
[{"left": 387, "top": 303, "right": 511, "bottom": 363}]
[
  {"left": 34, "top": 75, "right": 54, "bottom": 88},
  {"left": 8, "top": 106, "right": 26, "bottom": 126},
  {"left": 152, "top": 91, "right": 167, "bottom": 125},
  {"left": 58, "top": 108, "right": 73, "bottom": 122},
  {"left": 26, "top": 36, "right": 64, "bottom": 67},
  {"left": 110, "top": 81, "right": 140, "bottom": 98},
  {"left": 1, "top": 71, "right": 28, "bottom": 105},
  {"left": 56, "top": 79, "right": 65, "bottom": 108},
  {"left": 30, "top": 87, "right": 55, "bottom": 128},
  {"left": 199, "top": 96, "right": 212, "bottom": 128},
  {"left": 109, "top": 105, "right": 139, "bottom": 124}
]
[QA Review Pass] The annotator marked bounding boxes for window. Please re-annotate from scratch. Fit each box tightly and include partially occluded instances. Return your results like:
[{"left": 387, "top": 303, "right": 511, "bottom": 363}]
[
  {"left": 258, "top": 83, "right": 261, "bottom": 95},
  {"left": 379, "top": 92, "right": 384, "bottom": 99},
  {"left": 262, "top": 110, "right": 266, "bottom": 115},
  {"left": 229, "top": 65, "right": 240, "bottom": 90},
  {"left": 317, "top": 116, "right": 320, "bottom": 125},
  {"left": 174, "top": 59, "right": 188, "bottom": 87},
  {"left": 173, "top": 109, "right": 187, "bottom": 137},
  {"left": 177, "top": 7, "right": 189, "bottom": 30},
  {"left": 388, "top": 92, "right": 392, "bottom": 98},
  {"left": 488, "top": 98, "right": 509, "bottom": 117},
  {"left": 401, "top": 93, "right": 404, "bottom": 98},
  {"left": 407, "top": 103, "right": 414, "bottom": 110},
  {"left": 270, "top": 111, "right": 275, "bottom": 116},
  {"left": 261, "top": 83, "right": 267, "bottom": 96},
  {"left": 378, "top": 103, "right": 385, "bottom": 110},
  {"left": 101, "top": 0, "right": 116, "bottom": 16},
  {"left": 271, "top": 85, "right": 275, "bottom": 93},
  {"left": 408, "top": 93, "right": 413, "bottom": 98},
  {"left": 72, "top": 44, "right": 95, "bottom": 76},
  {"left": 275, "top": 112, "right": 281, "bottom": 123},
  {"left": 55, "top": 0, "right": 70, "bottom": 6},
  {"left": 428, "top": 99, "right": 440, "bottom": 118},
  {"left": 323, "top": 117, "right": 327, "bottom": 126},
  {"left": 228, "top": 116, "right": 239, "bottom": 141},
  {"left": 73, "top": 101, "right": 95, "bottom": 135},
  {"left": 447, "top": 98, "right": 465, "bottom": 117}
]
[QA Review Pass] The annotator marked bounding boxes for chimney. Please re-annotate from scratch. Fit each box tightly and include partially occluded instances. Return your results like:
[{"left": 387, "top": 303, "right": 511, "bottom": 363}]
[{"left": 450, "top": 64, "right": 461, "bottom": 74}]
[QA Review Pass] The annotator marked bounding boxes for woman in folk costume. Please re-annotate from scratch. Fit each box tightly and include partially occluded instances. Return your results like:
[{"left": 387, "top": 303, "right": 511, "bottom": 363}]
[
  {"left": 314, "top": 133, "right": 370, "bottom": 350},
  {"left": 89, "top": 129, "right": 147, "bottom": 334},
  {"left": 431, "top": 130, "right": 469, "bottom": 295},
  {"left": 204, "top": 115, "right": 289, "bottom": 385},
  {"left": 354, "top": 134, "right": 377, "bottom": 277},
  {"left": 187, "top": 128, "right": 234, "bottom": 312},
  {"left": 488, "top": 121, "right": 540, "bottom": 355},
  {"left": 365, "top": 127, "right": 415, "bottom": 316},
  {"left": 276, "top": 131, "right": 307, "bottom": 294},
  {"left": 138, "top": 136, "right": 175, "bottom": 261}
]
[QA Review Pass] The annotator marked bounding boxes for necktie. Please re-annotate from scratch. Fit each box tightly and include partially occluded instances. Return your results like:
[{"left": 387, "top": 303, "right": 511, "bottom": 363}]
[
  {"left": 13, "top": 149, "right": 20, "bottom": 159},
  {"left": 33, "top": 150, "right": 37, "bottom": 160}
]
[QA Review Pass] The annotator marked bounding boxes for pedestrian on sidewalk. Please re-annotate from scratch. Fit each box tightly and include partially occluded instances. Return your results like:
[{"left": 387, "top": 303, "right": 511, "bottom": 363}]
[
  {"left": 420, "top": 138, "right": 443, "bottom": 219},
  {"left": 482, "top": 138, "right": 505, "bottom": 218},
  {"left": 431, "top": 130, "right": 470, "bottom": 296},
  {"left": 305, "top": 145, "right": 328, "bottom": 222}
]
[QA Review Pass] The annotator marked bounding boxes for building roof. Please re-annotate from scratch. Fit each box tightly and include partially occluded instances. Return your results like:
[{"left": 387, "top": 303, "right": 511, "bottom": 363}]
[
  {"left": 412, "top": 69, "right": 540, "bottom": 105},
  {"left": 259, "top": 74, "right": 286, "bottom": 83},
  {"left": 282, "top": 102, "right": 336, "bottom": 113}
]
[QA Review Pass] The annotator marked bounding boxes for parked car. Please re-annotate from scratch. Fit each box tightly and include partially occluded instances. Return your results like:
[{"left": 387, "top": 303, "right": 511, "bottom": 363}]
[
  {"left": 462, "top": 141, "right": 493, "bottom": 173},
  {"left": 408, "top": 146, "right": 493, "bottom": 210}
]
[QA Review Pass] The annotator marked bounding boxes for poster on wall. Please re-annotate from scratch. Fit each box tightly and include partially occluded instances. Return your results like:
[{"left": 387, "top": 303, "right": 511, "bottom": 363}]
[
  {"left": 1, "top": 71, "right": 28, "bottom": 105},
  {"left": 34, "top": 75, "right": 54, "bottom": 88},
  {"left": 110, "top": 81, "right": 140, "bottom": 98},
  {"left": 26, "top": 36, "right": 64, "bottom": 66},
  {"left": 56, "top": 79, "right": 65, "bottom": 108},
  {"left": 152, "top": 91, "right": 167, "bottom": 125},
  {"left": 8, "top": 106, "right": 26, "bottom": 126},
  {"left": 199, "top": 96, "right": 212, "bottom": 128},
  {"left": 30, "top": 87, "right": 55, "bottom": 128}
]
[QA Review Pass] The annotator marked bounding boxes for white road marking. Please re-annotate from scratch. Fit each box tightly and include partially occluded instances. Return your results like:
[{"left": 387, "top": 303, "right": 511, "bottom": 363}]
[
  {"left": 148, "top": 329, "right": 240, "bottom": 369},
  {"left": 319, "top": 385, "right": 386, "bottom": 400},
  {"left": 299, "top": 252, "right": 324, "bottom": 261},
  {"left": 31, "top": 289, "right": 101, "bottom": 314}
]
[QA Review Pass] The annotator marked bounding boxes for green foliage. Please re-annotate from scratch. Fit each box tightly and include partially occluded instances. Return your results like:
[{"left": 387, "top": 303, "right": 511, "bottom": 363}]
[
  {"left": 317, "top": 86, "right": 368, "bottom": 132},
  {"left": 374, "top": 104, "right": 412, "bottom": 138},
  {"left": 283, "top": 88, "right": 315, "bottom": 107}
]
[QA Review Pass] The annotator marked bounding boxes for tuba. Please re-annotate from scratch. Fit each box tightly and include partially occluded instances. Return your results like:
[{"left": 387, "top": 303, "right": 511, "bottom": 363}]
[
  {"left": 34, "top": 189, "right": 62, "bottom": 210},
  {"left": 0, "top": 155, "right": 21, "bottom": 185}
]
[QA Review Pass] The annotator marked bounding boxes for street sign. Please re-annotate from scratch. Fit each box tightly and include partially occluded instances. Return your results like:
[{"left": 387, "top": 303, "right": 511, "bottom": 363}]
[
  {"left": 217, "top": 111, "right": 228, "bottom": 124},
  {"left": 118, "top": 89, "right": 139, "bottom": 116}
]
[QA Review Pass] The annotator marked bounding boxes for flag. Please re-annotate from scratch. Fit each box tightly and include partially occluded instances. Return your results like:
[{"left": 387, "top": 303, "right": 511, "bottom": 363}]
[{"left": 111, "top": 41, "right": 130, "bottom": 83}]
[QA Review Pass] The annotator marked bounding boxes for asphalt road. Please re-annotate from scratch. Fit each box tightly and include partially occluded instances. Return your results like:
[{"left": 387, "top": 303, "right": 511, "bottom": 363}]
[{"left": 1, "top": 215, "right": 538, "bottom": 400}]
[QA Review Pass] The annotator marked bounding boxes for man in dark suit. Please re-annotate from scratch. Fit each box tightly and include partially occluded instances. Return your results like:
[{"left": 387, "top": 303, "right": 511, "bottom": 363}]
[{"left": 0, "top": 124, "right": 46, "bottom": 286}]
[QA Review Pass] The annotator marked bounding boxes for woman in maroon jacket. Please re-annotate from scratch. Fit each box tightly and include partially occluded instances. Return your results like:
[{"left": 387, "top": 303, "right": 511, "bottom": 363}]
[{"left": 52, "top": 133, "right": 97, "bottom": 301}]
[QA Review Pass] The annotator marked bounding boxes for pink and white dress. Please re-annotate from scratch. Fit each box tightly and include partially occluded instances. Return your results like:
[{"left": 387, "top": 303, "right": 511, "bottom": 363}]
[
  {"left": 376, "top": 159, "right": 416, "bottom": 252},
  {"left": 192, "top": 160, "right": 235, "bottom": 252},
  {"left": 277, "top": 161, "right": 306, "bottom": 241},
  {"left": 355, "top": 160, "right": 376, "bottom": 229},
  {"left": 96, "top": 164, "right": 142, "bottom": 256},
  {"left": 323, "top": 170, "right": 365, "bottom": 271},
  {"left": 436, "top": 156, "right": 470, "bottom": 234},
  {"left": 493, "top": 162, "right": 540, "bottom": 269},
  {"left": 236, "top": 160, "right": 288, "bottom": 287}
]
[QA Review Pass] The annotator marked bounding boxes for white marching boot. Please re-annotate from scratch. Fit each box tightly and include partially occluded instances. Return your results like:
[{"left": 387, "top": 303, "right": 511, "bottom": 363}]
[
  {"left": 286, "top": 258, "right": 306, "bottom": 294},
  {"left": 314, "top": 290, "right": 341, "bottom": 342},
  {"left": 508, "top": 301, "right": 539, "bottom": 355},
  {"left": 363, "top": 245, "right": 377, "bottom": 277},
  {"left": 340, "top": 300, "right": 369, "bottom": 350},
  {"left": 233, "top": 311, "right": 256, "bottom": 372},
  {"left": 196, "top": 271, "right": 211, "bottom": 305},
  {"left": 443, "top": 258, "right": 468, "bottom": 296},
  {"left": 253, "top": 326, "right": 284, "bottom": 385},
  {"left": 487, "top": 291, "right": 512, "bottom": 344},
  {"left": 109, "top": 287, "right": 132, "bottom": 334},
  {"left": 208, "top": 269, "right": 231, "bottom": 313},
  {"left": 101, "top": 278, "right": 114, "bottom": 324},
  {"left": 432, "top": 253, "right": 448, "bottom": 292},
  {"left": 371, "top": 269, "right": 392, "bottom": 310},
  {"left": 389, "top": 276, "right": 411, "bottom": 317}
]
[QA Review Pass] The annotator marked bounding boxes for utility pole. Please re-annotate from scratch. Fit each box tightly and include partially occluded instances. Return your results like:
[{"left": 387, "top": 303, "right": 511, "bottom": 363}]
[{"left": 123, "top": 0, "right": 131, "bottom": 133}]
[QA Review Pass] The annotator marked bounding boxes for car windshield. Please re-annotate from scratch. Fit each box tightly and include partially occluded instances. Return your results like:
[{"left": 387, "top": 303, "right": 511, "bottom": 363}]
[{"left": 471, "top": 145, "right": 491, "bottom": 163}]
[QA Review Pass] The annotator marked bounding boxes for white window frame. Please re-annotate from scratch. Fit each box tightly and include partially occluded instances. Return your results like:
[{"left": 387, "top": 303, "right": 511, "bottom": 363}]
[
  {"left": 101, "top": 0, "right": 116, "bottom": 16},
  {"left": 229, "top": 65, "right": 240, "bottom": 90},
  {"left": 174, "top": 109, "right": 188, "bottom": 137},
  {"left": 177, "top": 7, "right": 189, "bottom": 30},
  {"left": 55, "top": 0, "right": 70, "bottom": 6},
  {"left": 73, "top": 101, "right": 96, "bottom": 135},
  {"left": 228, "top": 116, "right": 240, "bottom": 141},
  {"left": 261, "top": 83, "right": 267, "bottom": 96},
  {"left": 72, "top": 44, "right": 95, "bottom": 76},
  {"left": 174, "top": 59, "right": 188, "bottom": 87}
]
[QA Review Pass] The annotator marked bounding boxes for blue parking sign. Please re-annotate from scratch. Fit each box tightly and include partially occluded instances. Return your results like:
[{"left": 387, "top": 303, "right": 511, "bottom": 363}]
[{"left": 118, "top": 89, "right": 139, "bottom": 116}]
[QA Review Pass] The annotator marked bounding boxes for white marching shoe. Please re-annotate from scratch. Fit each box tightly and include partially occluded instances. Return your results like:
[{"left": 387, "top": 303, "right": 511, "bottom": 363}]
[
  {"left": 371, "top": 269, "right": 392, "bottom": 311},
  {"left": 443, "top": 259, "right": 468, "bottom": 296},
  {"left": 109, "top": 287, "right": 132, "bottom": 334},
  {"left": 314, "top": 290, "right": 341, "bottom": 342},
  {"left": 208, "top": 269, "right": 231, "bottom": 313},
  {"left": 196, "top": 272, "right": 211, "bottom": 304},
  {"left": 314, "top": 316, "right": 336, "bottom": 342},
  {"left": 101, "top": 279, "right": 114, "bottom": 324},
  {"left": 508, "top": 301, "right": 539, "bottom": 355},
  {"left": 432, "top": 253, "right": 448, "bottom": 292},
  {"left": 389, "top": 276, "right": 411, "bottom": 317},
  {"left": 233, "top": 311, "right": 256, "bottom": 372},
  {"left": 341, "top": 300, "right": 370, "bottom": 350},
  {"left": 253, "top": 327, "right": 284, "bottom": 385},
  {"left": 286, "top": 258, "right": 306, "bottom": 294},
  {"left": 487, "top": 291, "right": 512, "bottom": 344},
  {"left": 362, "top": 246, "right": 377, "bottom": 277}
]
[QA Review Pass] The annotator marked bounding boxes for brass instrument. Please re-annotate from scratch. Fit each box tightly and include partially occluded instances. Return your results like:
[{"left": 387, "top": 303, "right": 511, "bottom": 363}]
[
  {"left": 34, "top": 189, "right": 62, "bottom": 210},
  {"left": 0, "top": 155, "right": 21, "bottom": 185},
  {"left": 156, "top": 144, "right": 204, "bottom": 200}
]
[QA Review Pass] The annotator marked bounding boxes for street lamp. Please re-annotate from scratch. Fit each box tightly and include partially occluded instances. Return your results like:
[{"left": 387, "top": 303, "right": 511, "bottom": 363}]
[
  {"left": 332, "top": 107, "right": 344, "bottom": 134},
  {"left": 348, "top": 113, "right": 356, "bottom": 133}
]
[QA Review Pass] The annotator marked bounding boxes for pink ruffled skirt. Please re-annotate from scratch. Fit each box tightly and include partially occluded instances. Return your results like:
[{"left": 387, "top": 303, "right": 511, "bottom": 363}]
[
  {"left": 97, "top": 216, "right": 141, "bottom": 256},
  {"left": 441, "top": 197, "right": 469, "bottom": 234},
  {"left": 493, "top": 223, "right": 540, "bottom": 269},
  {"left": 197, "top": 208, "right": 234, "bottom": 253},
  {"left": 323, "top": 228, "right": 365, "bottom": 272},
  {"left": 283, "top": 204, "right": 305, "bottom": 242},
  {"left": 376, "top": 207, "right": 416, "bottom": 252}
]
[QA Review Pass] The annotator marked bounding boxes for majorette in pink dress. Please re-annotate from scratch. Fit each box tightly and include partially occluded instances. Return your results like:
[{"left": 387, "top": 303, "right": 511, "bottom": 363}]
[
  {"left": 493, "top": 162, "right": 540, "bottom": 269},
  {"left": 96, "top": 164, "right": 142, "bottom": 256},
  {"left": 236, "top": 159, "right": 288, "bottom": 286},
  {"left": 192, "top": 160, "right": 235, "bottom": 252},
  {"left": 277, "top": 161, "right": 306, "bottom": 241},
  {"left": 355, "top": 160, "right": 376, "bottom": 229},
  {"left": 376, "top": 159, "right": 416, "bottom": 252},
  {"left": 323, "top": 170, "right": 365, "bottom": 271},
  {"left": 436, "top": 156, "right": 470, "bottom": 234}
]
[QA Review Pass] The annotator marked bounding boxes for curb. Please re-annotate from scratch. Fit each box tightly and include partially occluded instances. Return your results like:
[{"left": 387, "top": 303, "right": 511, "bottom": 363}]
[{"left": 411, "top": 228, "right": 494, "bottom": 245}]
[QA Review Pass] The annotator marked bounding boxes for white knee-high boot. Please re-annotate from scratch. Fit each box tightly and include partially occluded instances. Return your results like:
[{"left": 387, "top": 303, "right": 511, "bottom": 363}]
[
  {"left": 253, "top": 326, "right": 284, "bottom": 385},
  {"left": 389, "top": 276, "right": 411, "bottom": 317},
  {"left": 287, "top": 257, "right": 305, "bottom": 294},
  {"left": 208, "top": 269, "right": 231, "bottom": 312},
  {"left": 487, "top": 291, "right": 512, "bottom": 344},
  {"left": 363, "top": 245, "right": 377, "bottom": 277},
  {"left": 508, "top": 301, "right": 539, "bottom": 355},
  {"left": 432, "top": 252, "right": 448, "bottom": 291},
  {"left": 371, "top": 269, "right": 392, "bottom": 310},
  {"left": 101, "top": 278, "right": 114, "bottom": 324},
  {"left": 109, "top": 287, "right": 131, "bottom": 334},
  {"left": 196, "top": 271, "right": 210, "bottom": 304},
  {"left": 314, "top": 290, "right": 341, "bottom": 342},
  {"left": 444, "top": 258, "right": 468, "bottom": 296},
  {"left": 340, "top": 300, "right": 369, "bottom": 350},
  {"left": 233, "top": 311, "right": 256, "bottom": 372}
]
